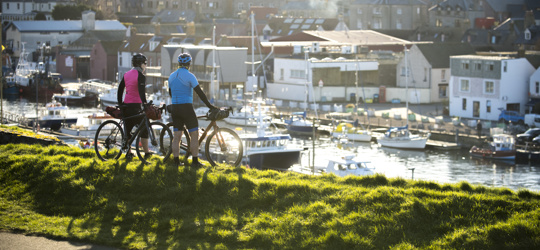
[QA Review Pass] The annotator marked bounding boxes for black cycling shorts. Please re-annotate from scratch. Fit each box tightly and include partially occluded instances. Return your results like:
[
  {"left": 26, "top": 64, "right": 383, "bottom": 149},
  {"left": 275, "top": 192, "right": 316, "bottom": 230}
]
[
  {"left": 122, "top": 103, "right": 148, "bottom": 138},
  {"left": 170, "top": 103, "right": 198, "bottom": 132}
]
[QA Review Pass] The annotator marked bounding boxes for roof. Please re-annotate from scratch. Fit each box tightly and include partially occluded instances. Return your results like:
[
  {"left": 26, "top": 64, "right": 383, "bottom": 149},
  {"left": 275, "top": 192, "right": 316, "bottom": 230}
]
[
  {"left": 415, "top": 43, "right": 475, "bottom": 68},
  {"left": 429, "top": 0, "right": 484, "bottom": 11},
  {"left": 99, "top": 40, "right": 124, "bottom": 55},
  {"left": 270, "top": 30, "right": 411, "bottom": 46},
  {"left": 267, "top": 18, "right": 340, "bottom": 36},
  {"left": 11, "top": 20, "right": 126, "bottom": 32},
  {"left": 70, "top": 30, "right": 126, "bottom": 47},
  {"left": 151, "top": 9, "right": 196, "bottom": 23}
]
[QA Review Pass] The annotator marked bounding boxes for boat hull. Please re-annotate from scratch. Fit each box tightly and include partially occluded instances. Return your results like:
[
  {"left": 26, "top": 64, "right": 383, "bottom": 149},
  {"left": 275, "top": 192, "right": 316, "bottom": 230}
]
[
  {"left": 287, "top": 125, "right": 317, "bottom": 136},
  {"left": 246, "top": 150, "right": 302, "bottom": 170},
  {"left": 332, "top": 131, "right": 372, "bottom": 142},
  {"left": 377, "top": 137, "right": 428, "bottom": 149},
  {"left": 470, "top": 146, "right": 515, "bottom": 160},
  {"left": 54, "top": 95, "right": 98, "bottom": 107},
  {"left": 28, "top": 118, "right": 78, "bottom": 131}
]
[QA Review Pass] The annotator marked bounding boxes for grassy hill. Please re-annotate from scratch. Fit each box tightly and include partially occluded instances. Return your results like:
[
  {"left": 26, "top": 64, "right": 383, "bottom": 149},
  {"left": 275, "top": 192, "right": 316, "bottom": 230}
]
[{"left": 1, "top": 143, "right": 540, "bottom": 249}]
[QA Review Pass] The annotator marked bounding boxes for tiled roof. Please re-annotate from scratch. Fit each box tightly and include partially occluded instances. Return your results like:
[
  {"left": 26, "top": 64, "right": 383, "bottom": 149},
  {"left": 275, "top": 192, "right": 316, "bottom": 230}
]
[
  {"left": 416, "top": 43, "right": 475, "bottom": 68},
  {"left": 267, "top": 17, "right": 339, "bottom": 36}
]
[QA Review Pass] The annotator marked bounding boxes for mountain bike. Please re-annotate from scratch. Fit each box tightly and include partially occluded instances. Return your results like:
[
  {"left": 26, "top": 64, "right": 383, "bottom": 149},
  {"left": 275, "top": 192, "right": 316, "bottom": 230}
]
[
  {"left": 167, "top": 107, "right": 243, "bottom": 167},
  {"left": 94, "top": 102, "right": 173, "bottom": 164}
]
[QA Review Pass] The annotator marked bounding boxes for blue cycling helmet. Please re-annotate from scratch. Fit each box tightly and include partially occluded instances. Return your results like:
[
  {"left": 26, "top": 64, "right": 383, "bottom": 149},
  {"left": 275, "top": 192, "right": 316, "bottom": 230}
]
[{"left": 178, "top": 53, "right": 192, "bottom": 67}]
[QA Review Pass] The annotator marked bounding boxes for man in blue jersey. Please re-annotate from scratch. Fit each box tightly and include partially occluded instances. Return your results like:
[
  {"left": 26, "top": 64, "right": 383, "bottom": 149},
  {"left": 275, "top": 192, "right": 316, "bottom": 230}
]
[{"left": 169, "top": 53, "right": 217, "bottom": 167}]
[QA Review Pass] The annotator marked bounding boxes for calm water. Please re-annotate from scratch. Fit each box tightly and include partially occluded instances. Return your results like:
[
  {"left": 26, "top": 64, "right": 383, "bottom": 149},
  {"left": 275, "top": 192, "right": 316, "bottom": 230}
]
[{"left": 2, "top": 97, "right": 540, "bottom": 192}]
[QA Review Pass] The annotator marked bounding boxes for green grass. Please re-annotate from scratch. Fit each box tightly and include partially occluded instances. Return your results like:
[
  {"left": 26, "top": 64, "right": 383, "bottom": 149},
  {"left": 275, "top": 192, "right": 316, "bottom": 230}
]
[{"left": 1, "top": 143, "right": 540, "bottom": 249}]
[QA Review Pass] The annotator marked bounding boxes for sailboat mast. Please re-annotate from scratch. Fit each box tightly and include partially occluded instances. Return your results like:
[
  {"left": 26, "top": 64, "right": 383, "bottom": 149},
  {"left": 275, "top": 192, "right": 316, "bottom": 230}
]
[{"left": 405, "top": 46, "right": 409, "bottom": 128}]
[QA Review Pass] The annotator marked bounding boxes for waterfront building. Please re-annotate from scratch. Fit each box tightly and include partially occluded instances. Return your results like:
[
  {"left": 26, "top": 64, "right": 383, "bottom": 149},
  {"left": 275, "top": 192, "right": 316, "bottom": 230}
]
[{"left": 449, "top": 54, "right": 535, "bottom": 121}]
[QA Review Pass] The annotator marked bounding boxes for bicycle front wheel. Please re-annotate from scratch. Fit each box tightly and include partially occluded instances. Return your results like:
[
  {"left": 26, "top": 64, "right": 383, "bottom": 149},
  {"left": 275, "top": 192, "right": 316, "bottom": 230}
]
[
  {"left": 205, "top": 127, "right": 243, "bottom": 167},
  {"left": 94, "top": 120, "right": 124, "bottom": 161},
  {"left": 136, "top": 121, "right": 173, "bottom": 164}
]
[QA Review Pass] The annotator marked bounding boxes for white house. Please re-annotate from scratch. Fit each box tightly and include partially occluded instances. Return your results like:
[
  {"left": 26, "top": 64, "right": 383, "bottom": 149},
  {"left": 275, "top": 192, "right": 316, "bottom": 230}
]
[
  {"left": 449, "top": 54, "right": 535, "bottom": 121},
  {"left": 267, "top": 55, "right": 379, "bottom": 104}
]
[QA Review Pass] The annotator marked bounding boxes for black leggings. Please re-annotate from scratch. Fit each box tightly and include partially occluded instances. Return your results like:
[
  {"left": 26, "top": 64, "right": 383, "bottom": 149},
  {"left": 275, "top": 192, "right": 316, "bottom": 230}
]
[
  {"left": 123, "top": 103, "right": 148, "bottom": 138},
  {"left": 170, "top": 103, "right": 198, "bottom": 132}
]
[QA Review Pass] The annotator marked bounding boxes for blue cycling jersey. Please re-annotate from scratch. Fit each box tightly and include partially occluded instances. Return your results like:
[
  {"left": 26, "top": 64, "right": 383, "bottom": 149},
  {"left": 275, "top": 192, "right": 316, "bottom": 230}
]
[{"left": 168, "top": 68, "right": 199, "bottom": 104}]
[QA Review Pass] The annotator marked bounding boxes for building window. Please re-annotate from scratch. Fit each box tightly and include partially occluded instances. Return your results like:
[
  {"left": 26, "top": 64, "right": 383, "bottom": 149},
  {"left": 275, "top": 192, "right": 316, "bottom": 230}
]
[
  {"left": 396, "top": 19, "right": 402, "bottom": 29},
  {"left": 107, "top": 1, "right": 113, "bottom": 7},
  {"left": 148, "top": 1, "right": 153, "bottom": 8},
  {"left": 238, "top": 3, "right": 244, "bottom": 10},
  {"left": 484, "top": 81, "right": 494, "bottom": 94},
  {"left": 357, "top": 8, "right": 362, "bottom": 14},
  {"left": 291, "top": 69, "right": 305, "bottom": 79},
  {"left": 373, "top": 7, "right": 381, "bottom": 14},
  {"left": 439, "top": 84, "right": 448, "bottom": 97},
  {"left": 357, "top": 20, "right": 362, "bottom": 29},
  {"left": 462, "top": 61, "right": 469, "bottom": 70},
  {"left": 525, "top": 30, "right": 531, "bottom": 40},
  {"left": 488, "top": 63, "right": 494, "bottom": 71},
  {"left": 504, "top": 61, "right": 507, "bottom": 72},
  {"left": 436, "top": 19, "right": 442, "bottom": 27},
  {"left": 487, "top": 100, "right": 491, "bottom": 113},
  {"left": 475, "top": 62, "right": 481, "bottom": 70},
  {"left": 397, "top": 8, "right": 402, "bottom": 15},
  {"left": 441, "top": 69, "right": 446, "bottom": 81},
  {"left": 280, "top": 68, "right": 284, "bottom": 80},
  {"left": 462, "top": 98, "right": 467, "bottom": 110},
  {"left": 460, "top": 79, "right": 469, "bottom": 92}
]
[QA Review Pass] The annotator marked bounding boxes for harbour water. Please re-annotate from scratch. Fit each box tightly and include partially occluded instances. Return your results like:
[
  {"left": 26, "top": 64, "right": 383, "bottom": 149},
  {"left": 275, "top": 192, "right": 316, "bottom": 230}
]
[{"left": 2, "top": 97, "right": 540, "bottom": 192}]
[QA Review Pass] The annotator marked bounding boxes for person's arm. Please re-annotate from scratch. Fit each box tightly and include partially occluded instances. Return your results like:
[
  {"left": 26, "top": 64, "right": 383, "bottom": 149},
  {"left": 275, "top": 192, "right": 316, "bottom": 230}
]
[
  {"left": 194, "top": 85, "right": 216, "bottom": 109},
  {"left": 137, "top": 71, "right": 147, "bottom": 104},
  {"left": 117, "top": 78, "right": 125, "bottom": 105}
]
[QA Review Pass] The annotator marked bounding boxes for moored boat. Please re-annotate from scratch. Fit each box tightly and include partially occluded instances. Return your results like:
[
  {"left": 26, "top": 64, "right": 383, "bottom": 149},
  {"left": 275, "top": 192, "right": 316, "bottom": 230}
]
[
  {"left": 53, "top": 88, "right": 98, "bottom": 107},
  {"left": 61, "top": 113, "right": 118, "bottom": 138},
  {"left": 470, "top": 134, "right": 516, "bottom": 161},
  {"left": 26, "top": 101, "right": 78, "bottom": 131},
  {"left": 331, "top": 122, "right": 372, "bottom": 142}
]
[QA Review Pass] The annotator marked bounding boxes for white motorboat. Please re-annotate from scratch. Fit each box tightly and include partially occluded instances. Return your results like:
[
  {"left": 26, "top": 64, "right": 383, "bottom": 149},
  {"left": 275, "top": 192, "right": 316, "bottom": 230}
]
[
  {"left": 26, "top": 101, "right": 78, "bottom": 131},
  {"left": 318, "top": 154, "right": 375, "bottom": 177},
  {"left": 241, "top": 100, "right": 305, "bottom": 170},
  {"left": 61, "top": 113, "right": 118, "bottom": 138},
  {"left": 99, "top": 88, "right": 118, "bottom": 109},
  {"left": 53, "top": 88, "right": 98, "bottom": 107},
  {"left": 377, "top": 125, "right": 429, "bottom": 149}
]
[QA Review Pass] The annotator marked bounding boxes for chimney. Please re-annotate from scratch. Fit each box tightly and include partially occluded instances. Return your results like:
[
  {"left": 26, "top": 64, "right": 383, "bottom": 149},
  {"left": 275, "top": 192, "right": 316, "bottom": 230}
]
[
  {"left": 525, "top": 10, "right": 534, "bottom": 29},
  {"left": 82, "top": 10, "right": 96, "bottom": 31},
  {"left": 155, "top": 22, "right": 161, "bottom": 35}
]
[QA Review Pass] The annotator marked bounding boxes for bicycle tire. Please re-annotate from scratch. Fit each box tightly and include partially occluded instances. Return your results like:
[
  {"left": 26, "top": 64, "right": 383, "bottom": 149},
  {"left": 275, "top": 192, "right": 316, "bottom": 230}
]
[
  {"left": 95, "top": 120, "right": 124, "bottom": 161},
  {"left": 204, "top": 127, "right": 243, "bottom": 167},
  {"left": 136, "top": 121, "right": 173, "bottom": 164},
  {"left": 166, "top": 122, "right": 192, "bottom": 159}
]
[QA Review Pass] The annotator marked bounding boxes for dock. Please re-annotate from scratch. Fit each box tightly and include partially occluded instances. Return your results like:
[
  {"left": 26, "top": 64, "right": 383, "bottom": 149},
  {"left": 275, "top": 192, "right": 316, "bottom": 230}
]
[{"left": 426, "top": 139, "right": 461, "bottom": 150}]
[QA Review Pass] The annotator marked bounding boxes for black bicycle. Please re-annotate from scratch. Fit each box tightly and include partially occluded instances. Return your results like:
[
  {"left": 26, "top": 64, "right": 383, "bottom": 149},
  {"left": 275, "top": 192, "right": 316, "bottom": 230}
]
[
  {"left": 167, "top": 107, "right": 243, "bottom": 167},
  {"left": 94, "top": 102, "right": 173, "bottom": 164}
]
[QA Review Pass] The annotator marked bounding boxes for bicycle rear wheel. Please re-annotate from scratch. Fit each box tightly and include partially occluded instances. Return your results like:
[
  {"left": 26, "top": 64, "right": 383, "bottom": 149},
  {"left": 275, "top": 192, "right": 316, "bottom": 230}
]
[
  {"left": 204, "top": 127, "right": 243, "bottom": 167},
  {"left": 95, "top": 120, "right": 124, "bottom": 161},
  {"left": 136, "top": 121, "right": 173, "bottom": 164}
]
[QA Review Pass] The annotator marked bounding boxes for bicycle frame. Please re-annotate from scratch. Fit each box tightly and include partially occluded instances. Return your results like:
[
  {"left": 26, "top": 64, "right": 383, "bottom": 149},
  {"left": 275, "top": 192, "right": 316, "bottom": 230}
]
[{"left": 121, "top": 110, "right": 154, "bottom": 150}]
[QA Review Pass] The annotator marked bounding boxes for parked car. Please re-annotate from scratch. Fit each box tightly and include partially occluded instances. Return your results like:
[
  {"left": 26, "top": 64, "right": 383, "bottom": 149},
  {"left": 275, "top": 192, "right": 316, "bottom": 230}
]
[
  {"left": 498, "top": 110, "right": 524, "bottom": 124},
  {"left": 516, "top": 128, "right": 540, "bottom": 144}
]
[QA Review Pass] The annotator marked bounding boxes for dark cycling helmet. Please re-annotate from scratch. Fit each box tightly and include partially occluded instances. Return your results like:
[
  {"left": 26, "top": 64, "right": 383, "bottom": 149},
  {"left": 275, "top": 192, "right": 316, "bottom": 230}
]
[
  {"left": 178, "top": 53, "right": 192, "bottom": 66},
  {"left": 132, "top": 53, "right": 147, "bottom": 67}
]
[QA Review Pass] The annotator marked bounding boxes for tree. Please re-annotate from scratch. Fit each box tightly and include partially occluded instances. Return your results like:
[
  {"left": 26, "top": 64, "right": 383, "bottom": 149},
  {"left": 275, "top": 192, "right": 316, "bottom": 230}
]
[
  {"left": 52, "top": 4, "right": 103, "bottom": 20},
  {"left": 34, "top": 12, "right": 46, "bottom": 20}
]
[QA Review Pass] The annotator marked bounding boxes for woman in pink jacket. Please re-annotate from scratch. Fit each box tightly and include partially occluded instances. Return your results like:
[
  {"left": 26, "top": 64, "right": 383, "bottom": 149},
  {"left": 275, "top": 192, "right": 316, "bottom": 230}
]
[{"left": 117, "top": 53, "right": 151, "bottom": 159}]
